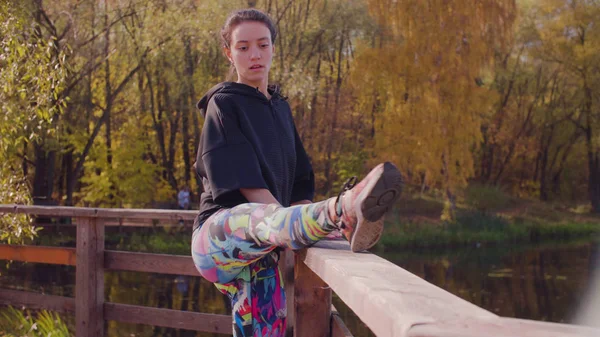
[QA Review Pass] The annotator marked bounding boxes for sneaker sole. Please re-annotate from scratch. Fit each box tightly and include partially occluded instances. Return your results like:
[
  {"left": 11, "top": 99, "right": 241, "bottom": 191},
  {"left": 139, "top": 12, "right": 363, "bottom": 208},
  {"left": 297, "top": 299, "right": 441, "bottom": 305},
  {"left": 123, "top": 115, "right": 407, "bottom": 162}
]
[{"left": 350, "top": 162, "right": 403, "bottom": 252}]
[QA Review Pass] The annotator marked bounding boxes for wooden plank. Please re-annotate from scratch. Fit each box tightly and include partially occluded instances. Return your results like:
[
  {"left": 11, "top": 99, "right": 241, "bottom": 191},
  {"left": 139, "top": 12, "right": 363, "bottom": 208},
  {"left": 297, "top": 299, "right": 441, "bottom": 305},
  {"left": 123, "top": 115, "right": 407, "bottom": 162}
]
[
  {"left": 101, "top": 219, "right": 194, "bottom": 227},
  {"left": 0, "top": 290, "right": 233, "bottom": 334},
  {"left": 35, "top": 219, "right": 194, "bottom": 227},
  {"left": 0, "top": 244, "right": 76, "bottom": 265},
  {"left": 0, "top": 204, "right": 197, "bottom": 220},
  {"left": 105, "top": 250, "right": 199, "bottom": 276},
  {"left": 302, "top": 241, "right": 497, "bottom": 337},
  {"left": 0, "top": 246, "right": 201, "bottom": 276},
  {"left": 0, "top": 288, "right": 75, "bottom": 313},
  {"left": 33, "top": 218, "right": 195, "bottom": 227},
  {"left": 407, "top": 317, "right": 600, "bottom": 337},
  {"left": 75, "top": 217, "right": 104, "bottom": 337},
  {"left": 104, "top": 302, "right": 232, "bottom": 334},
  {"left": 331, "top": 314, "right": 354, "bottom": 337},
  {"left": 294, "top": 249, "right": 331, "bottom": 337}
]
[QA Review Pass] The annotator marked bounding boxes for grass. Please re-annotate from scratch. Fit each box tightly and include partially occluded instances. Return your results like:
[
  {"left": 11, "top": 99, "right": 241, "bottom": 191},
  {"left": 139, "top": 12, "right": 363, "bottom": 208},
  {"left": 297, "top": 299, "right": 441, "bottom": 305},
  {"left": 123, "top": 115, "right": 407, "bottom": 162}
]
[
  {"left": 0, "top": 306, "right": 72, "bottom": 337},
  {"left": 376, "top": 191, "right": 600, "bottom": 251}
]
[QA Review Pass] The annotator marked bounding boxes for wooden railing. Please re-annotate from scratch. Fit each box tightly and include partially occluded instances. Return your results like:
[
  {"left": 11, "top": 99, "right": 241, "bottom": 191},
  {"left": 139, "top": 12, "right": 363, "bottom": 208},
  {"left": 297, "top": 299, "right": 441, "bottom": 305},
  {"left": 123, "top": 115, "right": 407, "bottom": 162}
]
[{"left": 1, "top": 205, "right": 599, "bottom": 337}]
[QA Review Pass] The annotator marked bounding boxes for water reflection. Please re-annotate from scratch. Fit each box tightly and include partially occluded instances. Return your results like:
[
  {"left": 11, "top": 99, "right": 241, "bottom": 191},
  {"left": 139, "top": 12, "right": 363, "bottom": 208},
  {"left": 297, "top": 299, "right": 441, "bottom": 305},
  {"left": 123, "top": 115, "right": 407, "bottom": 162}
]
[
  {"left": 0, "top": 242, "right": 597, "bottom": 337},
  {"left": 383, "top": 243, "right": 598, "bottom": 323}
]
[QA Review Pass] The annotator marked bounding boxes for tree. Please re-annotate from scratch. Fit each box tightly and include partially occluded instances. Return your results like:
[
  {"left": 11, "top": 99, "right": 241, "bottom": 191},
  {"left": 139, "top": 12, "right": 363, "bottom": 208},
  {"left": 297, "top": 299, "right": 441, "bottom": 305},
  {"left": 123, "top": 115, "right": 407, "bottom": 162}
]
[
  {"left": 358, "top": 0, "right": 516, "bottom": 218},
  {"left": 532, "top": 0, "right": 600, "bottom": 212},
  {"left": 0, "top": 0, "right": 67, "bottom": 242}
]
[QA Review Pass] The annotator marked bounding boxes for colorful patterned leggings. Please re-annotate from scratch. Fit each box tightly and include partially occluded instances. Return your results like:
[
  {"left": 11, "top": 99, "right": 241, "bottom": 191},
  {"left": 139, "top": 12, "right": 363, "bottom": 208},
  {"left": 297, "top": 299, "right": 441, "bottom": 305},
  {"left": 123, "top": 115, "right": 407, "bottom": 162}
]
[{"left": 191, "top": 201, "right": 336, "bottom": 337}]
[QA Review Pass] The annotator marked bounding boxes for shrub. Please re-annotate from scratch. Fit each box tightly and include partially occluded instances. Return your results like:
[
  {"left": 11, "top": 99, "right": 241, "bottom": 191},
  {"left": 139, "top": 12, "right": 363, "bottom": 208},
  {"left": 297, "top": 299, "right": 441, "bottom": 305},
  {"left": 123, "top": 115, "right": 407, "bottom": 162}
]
[
  {"left": 449, "top": 210, "right": 510, "bottom": 232},
  {"left": 464, "top": 183, "right": 512, "bottom": 212}
]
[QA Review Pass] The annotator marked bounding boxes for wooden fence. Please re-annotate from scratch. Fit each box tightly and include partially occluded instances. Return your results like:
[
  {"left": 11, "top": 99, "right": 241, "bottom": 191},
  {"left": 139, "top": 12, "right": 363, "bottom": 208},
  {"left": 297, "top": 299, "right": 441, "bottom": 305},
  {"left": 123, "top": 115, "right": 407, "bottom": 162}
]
[{"left": 1, "top": 205, "right": 599, "bottom": 337}]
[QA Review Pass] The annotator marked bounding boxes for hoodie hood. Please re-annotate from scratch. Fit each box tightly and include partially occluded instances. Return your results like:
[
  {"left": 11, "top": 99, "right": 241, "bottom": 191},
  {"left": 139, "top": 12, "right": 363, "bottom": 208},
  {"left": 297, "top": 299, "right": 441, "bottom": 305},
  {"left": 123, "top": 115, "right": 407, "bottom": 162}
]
[{"left": 196, "top": 82, "right": 284, "bottom": 118}]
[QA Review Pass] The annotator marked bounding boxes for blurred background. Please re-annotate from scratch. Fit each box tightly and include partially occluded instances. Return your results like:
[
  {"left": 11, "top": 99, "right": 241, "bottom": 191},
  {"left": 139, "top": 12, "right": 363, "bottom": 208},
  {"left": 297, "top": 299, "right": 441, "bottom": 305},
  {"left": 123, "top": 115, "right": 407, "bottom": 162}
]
[{"left": 0, "top": 0, "right": 598, "bottom": 336}]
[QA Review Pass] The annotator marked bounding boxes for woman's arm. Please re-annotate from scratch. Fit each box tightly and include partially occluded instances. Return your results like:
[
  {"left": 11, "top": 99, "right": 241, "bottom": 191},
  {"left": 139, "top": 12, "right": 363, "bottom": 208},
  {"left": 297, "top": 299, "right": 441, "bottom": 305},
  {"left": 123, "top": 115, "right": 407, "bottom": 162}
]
[
  {"left": 240, "top": 188, "right": 310, "bottom": 206},
  {"left": 290, "top": 124, "right": 315, "bottom": 205},
  {"left": 240, "top": 188, "right": 280, "bottom": 205},
  {"left": 198, "top": 97, "right": 269, "bottom": 206}
]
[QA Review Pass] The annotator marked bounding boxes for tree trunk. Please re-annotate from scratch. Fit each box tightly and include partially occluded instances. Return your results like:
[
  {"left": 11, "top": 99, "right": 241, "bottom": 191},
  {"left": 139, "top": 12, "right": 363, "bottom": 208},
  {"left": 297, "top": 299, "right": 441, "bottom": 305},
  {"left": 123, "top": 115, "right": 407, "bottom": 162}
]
[
  {"left": 32, "top": 142, "right": 56, "bottom": 206},
  {"left": 21, "top": 142, "right": 28, "bottom": 178},
  {"left": 583, "top": 80, "right": 600, "bottom": 213},
  {"left": 104, "top": 1, "right": 112, "bottom": 167},
  {"left": 164, "top": 78, "right": 180, "bottom": 191},
  {"left": 181, "top": 36, "right": 194, "bottom": 188},
  {"left": 323, "top": 30, "right": 346, "bottom": 193},
  {"left": 538, "top": 127, "right": 554, "bottom": 201},
  {"left": 180, "top": 92, "right": 192, "bottom": 186},
  {"left": 305, "top": 50, "right": 321, "bottom": 153},
  {"left": 151, "top": 67, "right": 169, "bottom": 183},
  {"left": 539, "top": 144, "right": 549, "bottom": 201},
  {"left": 65, "top": 148, "right": 75, "bottom": 206}
]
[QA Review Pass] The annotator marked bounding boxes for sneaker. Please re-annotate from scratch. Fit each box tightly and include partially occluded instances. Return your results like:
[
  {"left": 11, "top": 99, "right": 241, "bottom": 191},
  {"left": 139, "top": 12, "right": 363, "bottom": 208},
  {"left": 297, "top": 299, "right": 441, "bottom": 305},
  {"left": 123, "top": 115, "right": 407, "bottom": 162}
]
[{"left": 334, "top": 162, "right": 403, "bottom": 252}]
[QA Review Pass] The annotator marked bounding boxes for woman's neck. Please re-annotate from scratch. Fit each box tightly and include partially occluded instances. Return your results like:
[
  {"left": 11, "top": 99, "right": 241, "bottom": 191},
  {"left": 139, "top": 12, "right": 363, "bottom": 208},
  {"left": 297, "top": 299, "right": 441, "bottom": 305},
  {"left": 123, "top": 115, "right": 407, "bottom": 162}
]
[{"left": 238, "top": 79, "right": 270, "bottom": 100}]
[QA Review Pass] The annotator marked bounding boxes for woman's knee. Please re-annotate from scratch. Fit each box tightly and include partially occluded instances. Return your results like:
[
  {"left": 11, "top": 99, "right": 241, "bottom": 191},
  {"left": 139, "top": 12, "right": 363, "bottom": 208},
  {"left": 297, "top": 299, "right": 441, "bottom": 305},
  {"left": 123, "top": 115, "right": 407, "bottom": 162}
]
[
  {"left": 191, "top": 234, "right": 239, "bottom": 283},
  {"left": 191, "top": 218, "right": 245, "bottom": 284}
]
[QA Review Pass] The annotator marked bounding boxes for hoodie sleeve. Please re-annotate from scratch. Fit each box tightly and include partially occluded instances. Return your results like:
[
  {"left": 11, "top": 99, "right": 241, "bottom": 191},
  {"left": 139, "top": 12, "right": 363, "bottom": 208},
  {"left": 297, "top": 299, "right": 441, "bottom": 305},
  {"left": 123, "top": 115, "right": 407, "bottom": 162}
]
[
  {"left": 290, "top": 125, "right": 315, "bottom": 203},
  {"left": 200, "top": 95, "right": 268, "bottom": 205}
]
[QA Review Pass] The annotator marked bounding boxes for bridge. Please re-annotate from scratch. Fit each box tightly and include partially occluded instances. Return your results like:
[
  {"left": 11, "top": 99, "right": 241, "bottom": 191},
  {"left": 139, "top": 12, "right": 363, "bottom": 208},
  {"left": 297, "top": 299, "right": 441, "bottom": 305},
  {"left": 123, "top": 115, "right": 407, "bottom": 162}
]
[{"left": 0, "top": 205, "right": 598, "bottom": 336}]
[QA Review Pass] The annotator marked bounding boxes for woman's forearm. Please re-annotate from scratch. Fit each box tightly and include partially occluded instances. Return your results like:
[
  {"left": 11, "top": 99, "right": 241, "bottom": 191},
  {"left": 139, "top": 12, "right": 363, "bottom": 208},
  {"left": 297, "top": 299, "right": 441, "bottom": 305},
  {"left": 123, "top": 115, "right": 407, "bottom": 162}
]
[{"left": 240, "top": 188, "right": 281, "bottom": 205}]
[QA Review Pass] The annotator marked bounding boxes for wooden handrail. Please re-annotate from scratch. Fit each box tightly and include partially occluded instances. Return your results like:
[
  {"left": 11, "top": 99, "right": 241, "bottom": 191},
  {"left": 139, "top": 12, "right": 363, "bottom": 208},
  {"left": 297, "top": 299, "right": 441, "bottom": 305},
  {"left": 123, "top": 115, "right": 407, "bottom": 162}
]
[
  {"left": 297, "top": 240, "right": 599, "bottom": 337},
  {"left": 0, "top": 204, "right": 197, "bottom": 220}
]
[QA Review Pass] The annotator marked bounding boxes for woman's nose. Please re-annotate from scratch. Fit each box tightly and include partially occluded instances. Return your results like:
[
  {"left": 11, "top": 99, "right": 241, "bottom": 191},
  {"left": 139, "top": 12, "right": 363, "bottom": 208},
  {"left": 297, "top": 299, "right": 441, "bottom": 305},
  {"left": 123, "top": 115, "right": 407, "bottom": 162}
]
[{"left": 250, "top": 46, "right": 261, "bottom": 60}]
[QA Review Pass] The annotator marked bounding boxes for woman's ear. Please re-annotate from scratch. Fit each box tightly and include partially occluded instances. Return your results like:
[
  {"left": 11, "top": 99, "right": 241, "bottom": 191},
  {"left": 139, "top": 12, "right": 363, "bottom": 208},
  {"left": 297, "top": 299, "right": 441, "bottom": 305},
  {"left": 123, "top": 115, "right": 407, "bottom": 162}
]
[{"left": 223, "top": 47, "right": 232, "bottom": 64}]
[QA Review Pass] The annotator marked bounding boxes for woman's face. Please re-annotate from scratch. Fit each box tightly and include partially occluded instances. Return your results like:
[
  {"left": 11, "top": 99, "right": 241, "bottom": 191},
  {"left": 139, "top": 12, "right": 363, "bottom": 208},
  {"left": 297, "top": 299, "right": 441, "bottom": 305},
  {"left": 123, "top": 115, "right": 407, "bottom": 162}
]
[{"left": 225, "top": 21, "right": 274, "bottom": 87}]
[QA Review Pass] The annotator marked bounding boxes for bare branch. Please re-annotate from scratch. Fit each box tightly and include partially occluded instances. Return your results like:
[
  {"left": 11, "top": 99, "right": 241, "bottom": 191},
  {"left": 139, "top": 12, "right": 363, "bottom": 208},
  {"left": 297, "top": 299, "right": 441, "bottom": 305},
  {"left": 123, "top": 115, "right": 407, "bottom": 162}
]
[{"left": 76, "top": 11, "right": 137, "bottom": 49}]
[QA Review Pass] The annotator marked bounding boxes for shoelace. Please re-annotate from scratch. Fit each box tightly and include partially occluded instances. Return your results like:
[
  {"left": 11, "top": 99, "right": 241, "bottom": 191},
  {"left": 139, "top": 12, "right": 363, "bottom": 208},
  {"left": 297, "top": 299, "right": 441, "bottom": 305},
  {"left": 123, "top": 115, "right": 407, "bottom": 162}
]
[{"left": 335, "top": 176, "right": 357, "bottom": 228}]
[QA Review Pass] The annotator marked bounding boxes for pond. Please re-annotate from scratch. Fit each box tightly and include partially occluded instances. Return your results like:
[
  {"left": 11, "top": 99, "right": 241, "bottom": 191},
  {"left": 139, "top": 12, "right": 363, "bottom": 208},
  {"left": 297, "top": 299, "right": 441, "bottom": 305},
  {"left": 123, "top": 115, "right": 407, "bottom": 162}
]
[{"left": 0, "top": 228, "right": 598, "bottom": 337}]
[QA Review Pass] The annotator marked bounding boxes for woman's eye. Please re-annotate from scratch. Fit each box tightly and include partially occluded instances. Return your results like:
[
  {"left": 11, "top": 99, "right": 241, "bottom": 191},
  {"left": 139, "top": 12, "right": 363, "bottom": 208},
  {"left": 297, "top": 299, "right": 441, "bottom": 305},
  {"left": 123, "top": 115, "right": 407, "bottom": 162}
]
[
  {"left": 238, "top": 46, "right": 247, "bottom": 51},
  {"left": 261, "top": 44, "right": 270, "bottom": 48}
]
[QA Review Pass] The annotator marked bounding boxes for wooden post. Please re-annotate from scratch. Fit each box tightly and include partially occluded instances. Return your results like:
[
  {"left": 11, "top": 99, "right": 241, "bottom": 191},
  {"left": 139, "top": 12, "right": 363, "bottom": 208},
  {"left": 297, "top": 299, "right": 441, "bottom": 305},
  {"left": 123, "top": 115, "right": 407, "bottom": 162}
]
[
  {"left": 282, "top": 249, "right": 295, "bottom": 337},
  {"left": 294, "top": 249, "right": 331, "bottom": 337},
  {"left": 76, "top": 217, "right": 105, "bottom": 336}
]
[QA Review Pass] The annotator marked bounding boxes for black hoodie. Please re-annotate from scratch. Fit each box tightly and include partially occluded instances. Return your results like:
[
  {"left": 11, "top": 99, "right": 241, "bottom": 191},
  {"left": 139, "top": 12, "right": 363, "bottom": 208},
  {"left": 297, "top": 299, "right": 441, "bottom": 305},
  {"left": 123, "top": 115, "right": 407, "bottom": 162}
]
[{"left": 194, "top": 82, "right": 315, "bottom": 227}]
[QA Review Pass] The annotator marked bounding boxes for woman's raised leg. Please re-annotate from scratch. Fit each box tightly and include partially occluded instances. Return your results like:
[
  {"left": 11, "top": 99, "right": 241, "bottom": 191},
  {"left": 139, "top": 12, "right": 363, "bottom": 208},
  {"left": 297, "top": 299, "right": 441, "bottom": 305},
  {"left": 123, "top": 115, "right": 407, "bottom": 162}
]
[
  {"left": 191, "top": 161, "right": 403, "bottom": 283},
  {"left": 191, "top": 200, "right": 334, "bottom": 284}
]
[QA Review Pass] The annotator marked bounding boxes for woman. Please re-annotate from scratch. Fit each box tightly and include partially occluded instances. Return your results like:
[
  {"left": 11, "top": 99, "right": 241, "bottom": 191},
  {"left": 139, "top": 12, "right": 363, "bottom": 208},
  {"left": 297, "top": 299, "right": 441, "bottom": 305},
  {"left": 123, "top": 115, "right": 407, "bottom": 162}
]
[{"left": 191, "top": 8, "right": 403, "bottom": 337}]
